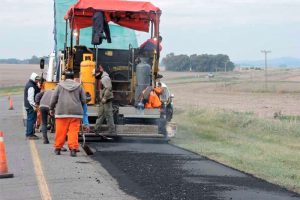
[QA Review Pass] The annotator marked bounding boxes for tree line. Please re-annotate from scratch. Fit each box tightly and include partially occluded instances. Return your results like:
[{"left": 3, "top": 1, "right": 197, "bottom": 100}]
[
  {"left": 161, "top": 53, "right": 235, "bottom": 72},
  {"left": 0, "top": 56, "right": 48, "bottom": 64}
]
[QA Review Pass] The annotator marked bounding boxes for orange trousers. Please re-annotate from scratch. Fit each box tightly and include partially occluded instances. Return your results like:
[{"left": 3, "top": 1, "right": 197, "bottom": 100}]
[
  {"left": 54, "top": 118, "right": 80, "bottom": 150},
  {"left": 36, "top": 110, "right": 41, "bottom": 128}
]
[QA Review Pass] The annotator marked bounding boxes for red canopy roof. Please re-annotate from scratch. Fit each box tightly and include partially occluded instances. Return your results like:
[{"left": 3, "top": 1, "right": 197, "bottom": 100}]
[{"left": 64, "top": 0, "right": 161, "bottom": 33}]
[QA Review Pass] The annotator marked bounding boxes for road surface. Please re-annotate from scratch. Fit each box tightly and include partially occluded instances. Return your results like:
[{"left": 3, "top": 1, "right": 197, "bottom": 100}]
[{"left": 0, "top": 95, "right": 299, "bottom": 200}]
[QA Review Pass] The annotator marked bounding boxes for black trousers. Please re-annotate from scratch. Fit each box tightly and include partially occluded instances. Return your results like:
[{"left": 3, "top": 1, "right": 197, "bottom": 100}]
[{"left": 40, "top": 107, "right": 49, "bottom": 135}]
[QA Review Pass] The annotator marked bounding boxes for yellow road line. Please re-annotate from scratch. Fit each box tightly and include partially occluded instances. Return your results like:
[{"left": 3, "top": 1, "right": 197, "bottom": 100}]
[{"left": 29, "top": 140, "right": 52, "bottom": 200}]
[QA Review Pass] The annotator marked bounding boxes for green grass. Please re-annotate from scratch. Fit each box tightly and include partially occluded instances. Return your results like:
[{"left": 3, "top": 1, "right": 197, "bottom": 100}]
[
  {"left": 0, "top": 86, "right": 23, "bottom": 96},
  {"left": 171, "top": 108, "right": 300, "bottom": 193}
]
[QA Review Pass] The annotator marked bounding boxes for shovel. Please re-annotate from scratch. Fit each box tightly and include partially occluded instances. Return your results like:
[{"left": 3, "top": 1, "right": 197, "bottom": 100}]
[{"left": 80, "top": 124, "right": 94, "bottom": 155}]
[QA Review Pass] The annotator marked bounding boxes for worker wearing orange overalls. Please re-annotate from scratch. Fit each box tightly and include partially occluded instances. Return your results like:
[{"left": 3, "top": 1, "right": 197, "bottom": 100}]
[
  {"left": 145, "top": 89, "right": 162, "bottom": 109},
  {"left": 49, "top": 70, "right": 86, "bottom": 157},
  {"left": 154, "top": 82, "right": 163, "bottom": 96}
]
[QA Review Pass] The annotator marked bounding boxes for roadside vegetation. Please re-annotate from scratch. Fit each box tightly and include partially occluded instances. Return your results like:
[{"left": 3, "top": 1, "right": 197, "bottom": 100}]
[
  {"left": 171, "top": 108, "right": 300, "bottom": 193},
  {"left": 0, "top": 86, "right": 23, "bottom": 96}
]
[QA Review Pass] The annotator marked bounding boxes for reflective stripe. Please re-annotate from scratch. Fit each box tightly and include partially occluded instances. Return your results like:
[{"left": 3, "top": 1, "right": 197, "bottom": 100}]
[{"left": 0, "top": 137, "right": 3, "bottom": 142}]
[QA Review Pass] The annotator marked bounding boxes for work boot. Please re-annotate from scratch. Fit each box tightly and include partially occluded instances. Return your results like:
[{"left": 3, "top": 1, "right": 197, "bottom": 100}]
[
  {"left": 43, "top": 138, "right": 49, "bottom": 144},
  {"left": 27, "top": 134, "right": 39, "bottom": 140},
  {"left": 42, "top": 133, "right": 49, "bottom": 144},
  {"left": 61, "top": 147, "right": 67, "bottom": 152},
  {"left": 70, "top": 150, "right": 77, "bottom": 157},
  {"left": 54, "top": 148, "right": 61, "bottom": 155}
]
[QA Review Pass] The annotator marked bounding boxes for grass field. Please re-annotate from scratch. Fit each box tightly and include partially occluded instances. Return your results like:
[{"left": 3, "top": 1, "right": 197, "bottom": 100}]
[
  {"left": 0, "top": 86, "right": 23, "bottom": 96},
  {"left": 163, "top": 68, "right": 300, "bottom": 193}
]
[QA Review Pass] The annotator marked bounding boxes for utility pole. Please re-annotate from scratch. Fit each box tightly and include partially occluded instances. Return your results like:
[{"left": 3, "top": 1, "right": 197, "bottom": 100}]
[
  {"left": 189, "top": 57, "right": 192, "bottom": 72},
  {"left": 224, "top": 60, "right": 229, "bottom": 73},
  {"left": 261, "top": 50, "right": 271, "bottom": 90}
]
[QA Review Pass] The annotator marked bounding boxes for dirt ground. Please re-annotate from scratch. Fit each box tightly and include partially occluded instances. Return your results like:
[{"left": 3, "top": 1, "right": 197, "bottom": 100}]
[
  {"left": 161, "top": 69, "right": 300, "bottom": 118},
  {"left": 1, "top": 64, "right": 300, "bottom": 119},
  {"left": 0, "top": 64, "right": 39, "bottom": 87}
]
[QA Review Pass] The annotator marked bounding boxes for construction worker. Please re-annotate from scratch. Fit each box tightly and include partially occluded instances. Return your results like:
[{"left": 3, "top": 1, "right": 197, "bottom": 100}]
[
  {"left": 35, "top": 80, "right": 43, "bottom": 132},
  {"left": 24, "top": 72, "right": 41, "bottom": 140},
  {"left": 145, "top": 89, "right": 162, "bottom": 109},
  {"left": 140, "top": 36, "right": 163, "bottom": 79},
  {"left": 94, "top": 66, "right": 115, "bottom": 134},
  {"left": 154, "top": 82, "right": 164, "bottom": 96},
  {"left": 35, "top": 89, "right": 54, "bottom": 144},
  {"left": 49, "top": 70, "right": 86, "bottom": 157},
  {"left": 74, "top": 78, "right": 90, "bottom": 133},
  {"left": 82, "top": 103, "right": 90, "bottom": 132},
  {"left": 140, "top": 36, "right": 162, "bottom": 52}
]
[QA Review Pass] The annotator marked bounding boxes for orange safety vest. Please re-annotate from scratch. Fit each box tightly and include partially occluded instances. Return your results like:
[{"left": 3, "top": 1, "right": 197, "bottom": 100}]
[{"left": 145, "top": 91, "right": 161, "bottom": 109}]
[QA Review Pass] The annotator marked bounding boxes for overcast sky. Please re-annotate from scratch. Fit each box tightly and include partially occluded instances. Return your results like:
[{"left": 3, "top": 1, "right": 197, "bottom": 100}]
[{"left": 1, "top": 0, "right": 299, "bottom": 61}]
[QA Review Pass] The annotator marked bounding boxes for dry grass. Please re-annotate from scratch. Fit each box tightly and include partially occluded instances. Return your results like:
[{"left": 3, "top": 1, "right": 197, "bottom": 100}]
[{"left": 0, "top": 86, "right": 24, "bottom": 96}]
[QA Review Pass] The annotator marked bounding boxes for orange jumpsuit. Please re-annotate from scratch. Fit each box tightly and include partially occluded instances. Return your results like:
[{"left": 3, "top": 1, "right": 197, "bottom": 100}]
[
  {"left": 145, "top": 91, "right": 162, "bottom": 109},
  {"left": 36, "top": 110, "right": 41, "bottom": 130},
  {"left": 55, "top": 118, "right": 81, "bottom": 150}
]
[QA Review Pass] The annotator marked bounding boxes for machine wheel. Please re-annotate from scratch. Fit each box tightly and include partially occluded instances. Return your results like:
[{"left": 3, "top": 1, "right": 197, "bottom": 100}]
[{"left": 166, "top": 106, "right": 173, "bottom": 122}]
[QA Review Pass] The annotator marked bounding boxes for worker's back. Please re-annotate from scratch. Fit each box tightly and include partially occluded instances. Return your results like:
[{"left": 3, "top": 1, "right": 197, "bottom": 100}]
[{"left": 145, "top": 91, "right": 161, "bottom": 108}]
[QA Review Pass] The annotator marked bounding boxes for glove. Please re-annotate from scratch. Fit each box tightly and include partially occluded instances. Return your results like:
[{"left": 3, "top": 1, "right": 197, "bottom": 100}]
[
  {"left": 83, "top": 125, "right": 90, "bottom": 133},
  {"left": 101, "top": 98, "right": 107, "bottom": 104},
  {"left": 33, "top": 106, "right": 39, "bottom": 112}
]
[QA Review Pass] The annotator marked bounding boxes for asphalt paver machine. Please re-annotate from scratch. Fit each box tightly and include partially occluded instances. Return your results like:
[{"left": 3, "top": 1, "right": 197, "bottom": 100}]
[{"left": 42, "top": 0, "right": 176, "bottom": 138}]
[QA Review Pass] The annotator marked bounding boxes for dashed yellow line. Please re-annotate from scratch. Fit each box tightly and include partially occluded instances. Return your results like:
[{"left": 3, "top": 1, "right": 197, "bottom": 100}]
[{"left": 29, "top": 140, "right": 52, "bottom": 200}]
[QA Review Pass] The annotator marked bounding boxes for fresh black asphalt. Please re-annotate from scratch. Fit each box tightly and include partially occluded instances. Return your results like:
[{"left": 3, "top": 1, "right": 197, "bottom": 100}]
[{"left": 88, "top": 138, "right": 300, "bottom": 200}]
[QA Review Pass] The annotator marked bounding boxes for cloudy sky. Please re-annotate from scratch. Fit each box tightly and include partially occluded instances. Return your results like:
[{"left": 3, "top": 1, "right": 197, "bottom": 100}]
[{"left": 1, "top": 0, "right": 300, "bottom": 61}]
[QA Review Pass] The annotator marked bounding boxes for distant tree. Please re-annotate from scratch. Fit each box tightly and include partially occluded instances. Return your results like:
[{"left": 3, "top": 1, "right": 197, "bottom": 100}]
[
  {"left": 0, "top": 55, "right": 48, "bottom": 64},
  {"left": 28, "top": 55, "right": 40, "bottom": 64},
  {"left": 0, "top": 58, "right": 21, "bottom": 64},
  {"left": 163, "top": 53, "right": 191, "bottom": 71},
  {"left": 162, "top": 53, "right": 235, "bottom": 72}
]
